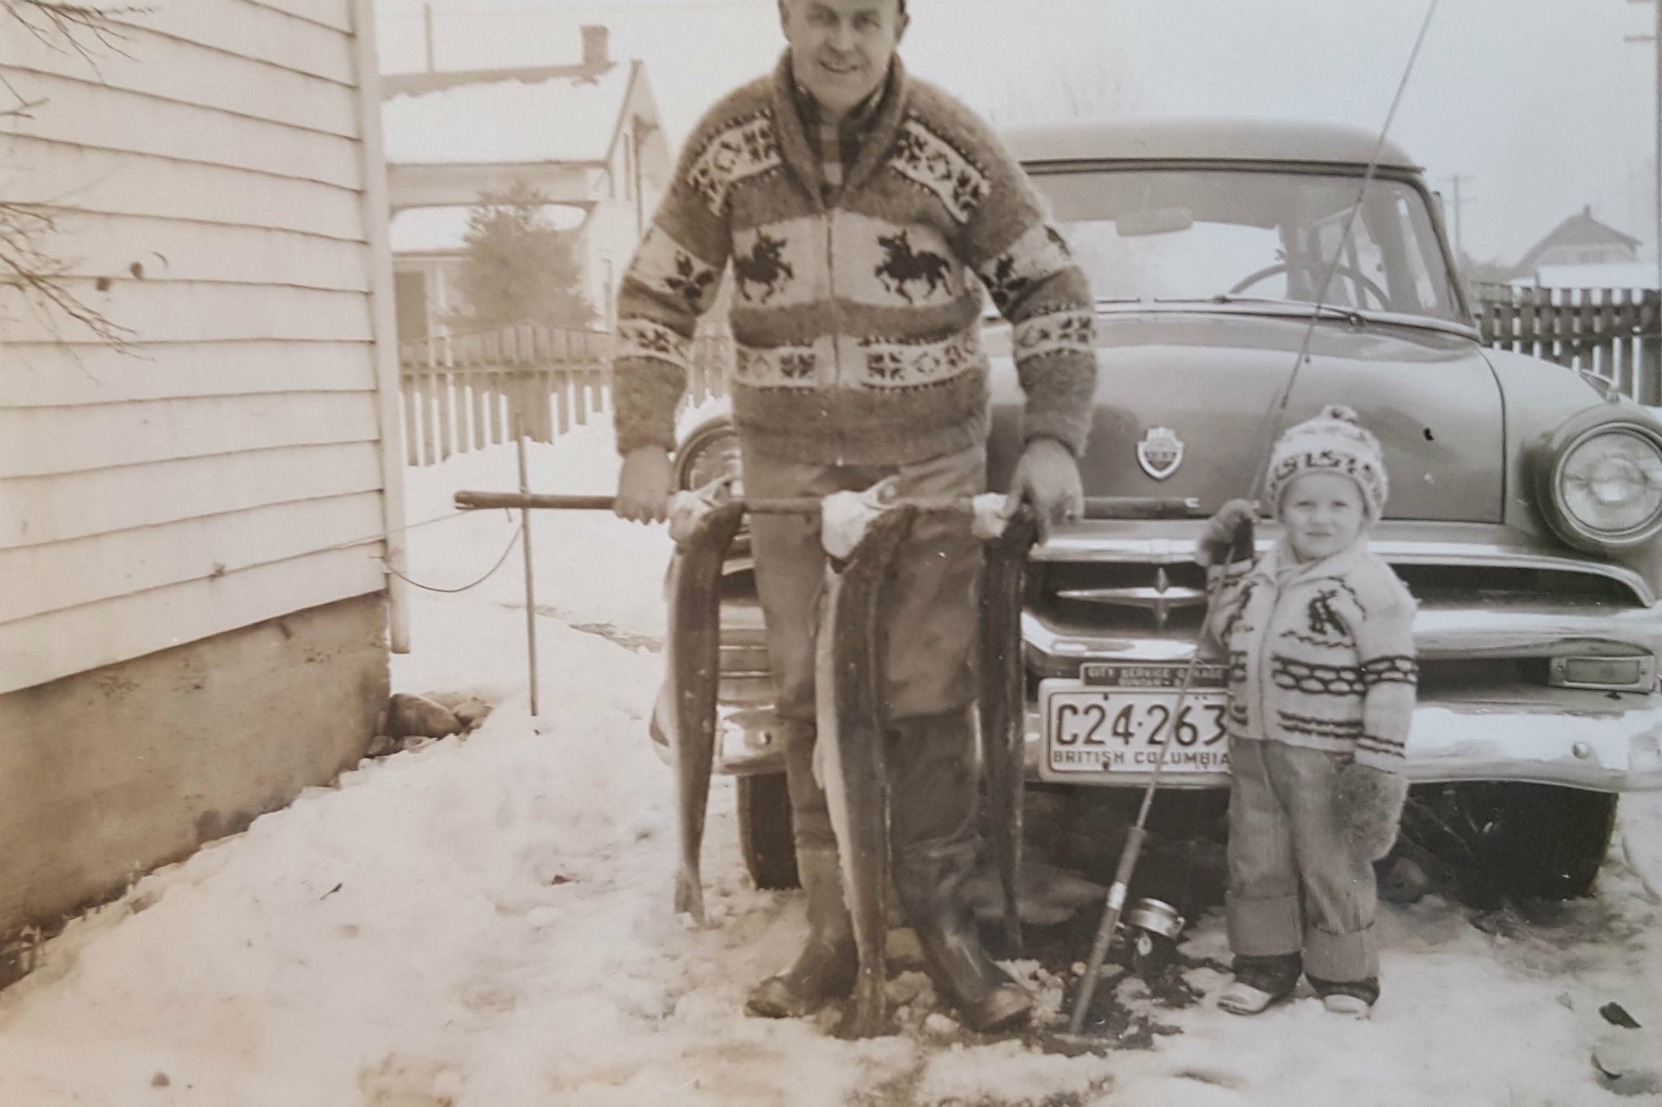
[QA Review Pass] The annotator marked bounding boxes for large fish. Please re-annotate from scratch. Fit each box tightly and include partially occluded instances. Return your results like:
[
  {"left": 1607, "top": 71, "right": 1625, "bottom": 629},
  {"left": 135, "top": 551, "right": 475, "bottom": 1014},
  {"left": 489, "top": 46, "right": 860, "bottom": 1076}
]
[
  {"left": 978, "top": 508, "right": 1038, "bottom": 956},
  {"left": 668, "top": 498, "right": 748, "bottom": 925},
  {"left": 816, "top": 504, "right": 918, "bottom": 1039}
]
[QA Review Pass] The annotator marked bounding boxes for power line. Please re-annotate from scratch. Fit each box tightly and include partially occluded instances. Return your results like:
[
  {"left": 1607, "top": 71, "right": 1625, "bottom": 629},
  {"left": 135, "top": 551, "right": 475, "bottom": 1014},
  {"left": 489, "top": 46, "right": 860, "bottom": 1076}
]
[
  {"left": 379, "top": 524, "right": 525, "bottom": 593},
  {"left": 1440, "top": 174, "right": 1477, "bottom": 259}
]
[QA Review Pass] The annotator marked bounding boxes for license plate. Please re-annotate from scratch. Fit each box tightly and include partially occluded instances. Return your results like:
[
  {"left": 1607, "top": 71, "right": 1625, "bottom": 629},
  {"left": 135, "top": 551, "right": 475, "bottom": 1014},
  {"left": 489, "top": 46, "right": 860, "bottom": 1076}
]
[{"left": 1042, "top": 662, "right": 1231, "bottom": 776}]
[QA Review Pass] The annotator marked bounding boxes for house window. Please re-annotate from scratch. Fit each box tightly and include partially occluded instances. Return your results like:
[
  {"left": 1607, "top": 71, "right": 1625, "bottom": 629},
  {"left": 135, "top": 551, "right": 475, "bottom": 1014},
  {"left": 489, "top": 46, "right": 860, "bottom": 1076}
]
[{"left": 623, "top": 130, "right": 635, "bottom": 202}]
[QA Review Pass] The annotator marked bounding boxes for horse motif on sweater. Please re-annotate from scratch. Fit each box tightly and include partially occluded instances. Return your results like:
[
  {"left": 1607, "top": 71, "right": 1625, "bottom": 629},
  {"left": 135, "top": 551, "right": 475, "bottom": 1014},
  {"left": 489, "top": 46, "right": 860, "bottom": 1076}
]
[
  {"left": 874, "top": 231, "right": 951, "bottom": 304},
  {"left": 733, "top": 233, "right": 795, "bottom": 304}
]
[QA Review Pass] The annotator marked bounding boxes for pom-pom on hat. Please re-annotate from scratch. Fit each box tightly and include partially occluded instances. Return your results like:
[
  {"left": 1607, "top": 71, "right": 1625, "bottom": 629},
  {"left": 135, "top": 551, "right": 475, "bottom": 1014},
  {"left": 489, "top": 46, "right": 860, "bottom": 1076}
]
[{"left": 1265, "top": 404, "right": 1389, "bottom": 521}]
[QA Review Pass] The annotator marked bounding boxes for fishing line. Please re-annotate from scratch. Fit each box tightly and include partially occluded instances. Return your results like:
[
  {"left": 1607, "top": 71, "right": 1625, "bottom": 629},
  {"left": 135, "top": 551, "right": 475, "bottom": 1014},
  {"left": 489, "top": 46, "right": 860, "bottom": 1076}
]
[
  {"left": 1251, "top": 0, "right": 1443, "bottom": 493},
  {"left": 1065, "top": 0, "right": 1443, "bottom": 1038}
]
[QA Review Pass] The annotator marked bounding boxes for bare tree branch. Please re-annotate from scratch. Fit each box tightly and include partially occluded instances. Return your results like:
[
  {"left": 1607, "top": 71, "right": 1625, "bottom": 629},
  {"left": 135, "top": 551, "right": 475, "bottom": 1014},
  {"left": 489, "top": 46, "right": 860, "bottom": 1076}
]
[
  {"left": 0, "top": 201, "right": 136, "bottom": 347},
  {"left": 3, "top": 0, "right": 144, "bottom": 66},
  {"left": 0, "top": 0, "right": 145, "bottom": 347}
]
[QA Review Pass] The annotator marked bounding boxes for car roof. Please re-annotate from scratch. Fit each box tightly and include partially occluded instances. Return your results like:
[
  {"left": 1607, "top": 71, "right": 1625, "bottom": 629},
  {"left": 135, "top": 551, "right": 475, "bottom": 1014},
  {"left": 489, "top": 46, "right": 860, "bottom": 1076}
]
[{"left": 1003, "top": 117, "right": 1421, "bottom": 172}]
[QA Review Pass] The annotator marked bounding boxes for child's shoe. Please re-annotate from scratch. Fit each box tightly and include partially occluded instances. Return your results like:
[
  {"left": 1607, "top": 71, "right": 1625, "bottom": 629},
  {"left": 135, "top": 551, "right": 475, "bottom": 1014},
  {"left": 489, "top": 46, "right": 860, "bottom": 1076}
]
[
  {"left": 1217, "top": 953, "right": 1301, "bottom": 1016},
  {"left": 1322, "top": 993, "right": 1372, "bottom": 1018},
  {"left": 1310, "top": 974, "right": 1379, "bottom": 1019}
]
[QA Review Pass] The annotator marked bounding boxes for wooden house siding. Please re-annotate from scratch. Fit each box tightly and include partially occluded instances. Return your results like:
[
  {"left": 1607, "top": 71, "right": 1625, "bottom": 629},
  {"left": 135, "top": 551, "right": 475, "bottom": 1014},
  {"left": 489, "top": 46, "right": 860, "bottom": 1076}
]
[
  {"left": 13, "top": 137, "right": 367, "bottom": 238},
  {"left": 0, "top": 0, "right": 402, "bottom": 696}
]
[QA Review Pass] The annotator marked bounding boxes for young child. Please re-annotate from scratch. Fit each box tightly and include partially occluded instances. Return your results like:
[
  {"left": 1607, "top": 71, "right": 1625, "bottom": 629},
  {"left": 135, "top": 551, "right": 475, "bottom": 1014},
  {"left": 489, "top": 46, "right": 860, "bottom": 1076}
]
[{"left": 1196, "top": 404, "right": 1418, "bottom": 1019}]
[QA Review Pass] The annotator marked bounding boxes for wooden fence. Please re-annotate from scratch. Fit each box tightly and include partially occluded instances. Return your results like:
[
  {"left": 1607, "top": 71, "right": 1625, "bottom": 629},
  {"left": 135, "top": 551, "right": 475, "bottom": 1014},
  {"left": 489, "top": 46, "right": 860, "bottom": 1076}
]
[
  {"left": 398, "top": 324, "right": 730, "bottom": 466},
  {"left": 1474, "top": 285, "right": 1661, "bottom": 405}
]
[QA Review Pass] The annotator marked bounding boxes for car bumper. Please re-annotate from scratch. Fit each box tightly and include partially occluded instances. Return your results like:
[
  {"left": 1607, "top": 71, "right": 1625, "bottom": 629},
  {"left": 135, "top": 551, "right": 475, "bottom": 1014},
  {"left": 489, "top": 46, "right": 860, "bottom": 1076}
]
[
  {"left": 656, "top": 691, "right": 1662, "bottom": 794},
  {"left": 1025, "top": 694, "right": 1662, "bottom": 793}
]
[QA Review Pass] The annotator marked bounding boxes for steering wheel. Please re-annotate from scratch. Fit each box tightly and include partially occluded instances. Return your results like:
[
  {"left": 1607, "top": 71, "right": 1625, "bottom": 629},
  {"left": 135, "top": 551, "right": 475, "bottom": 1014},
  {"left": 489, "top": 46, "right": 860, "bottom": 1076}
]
[{"left": 1228, "top": 262, "right": 1390, "bottom": 310}]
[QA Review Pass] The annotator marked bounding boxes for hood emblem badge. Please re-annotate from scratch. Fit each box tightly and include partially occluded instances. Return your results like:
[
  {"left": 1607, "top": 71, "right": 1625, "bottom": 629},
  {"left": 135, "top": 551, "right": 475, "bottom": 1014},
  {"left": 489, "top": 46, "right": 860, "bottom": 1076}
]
[{"left": 1136, "top": 426, "right": 1185, "bottom": 480}]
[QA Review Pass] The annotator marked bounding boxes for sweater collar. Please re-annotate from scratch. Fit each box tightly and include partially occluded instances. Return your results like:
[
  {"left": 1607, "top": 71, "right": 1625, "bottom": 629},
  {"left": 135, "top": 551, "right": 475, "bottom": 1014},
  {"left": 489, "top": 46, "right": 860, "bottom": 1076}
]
[
  {"left": 770, "top": 50, "right": 910, "bottom": 207},
  {"left": 1251, "top": 534, "right": 1370, "bottom": 587}
]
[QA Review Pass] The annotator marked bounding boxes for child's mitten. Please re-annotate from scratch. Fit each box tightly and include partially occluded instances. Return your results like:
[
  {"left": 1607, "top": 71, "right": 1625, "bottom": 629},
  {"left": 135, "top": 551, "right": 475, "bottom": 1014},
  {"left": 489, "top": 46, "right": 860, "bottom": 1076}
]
[
  {"left": 1336, "top": 761, "right": 1409, "bottom": 860},
  {"left": 1196, "top": 499, "right": 1257, "bottom": 568}
]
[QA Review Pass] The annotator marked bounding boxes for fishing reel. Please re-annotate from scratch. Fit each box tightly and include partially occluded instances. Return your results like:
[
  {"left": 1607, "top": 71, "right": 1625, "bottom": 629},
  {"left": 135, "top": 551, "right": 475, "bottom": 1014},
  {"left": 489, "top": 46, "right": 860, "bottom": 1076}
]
[{"left": 1120, "top": 897, "right": 1186, "bottom": 978}]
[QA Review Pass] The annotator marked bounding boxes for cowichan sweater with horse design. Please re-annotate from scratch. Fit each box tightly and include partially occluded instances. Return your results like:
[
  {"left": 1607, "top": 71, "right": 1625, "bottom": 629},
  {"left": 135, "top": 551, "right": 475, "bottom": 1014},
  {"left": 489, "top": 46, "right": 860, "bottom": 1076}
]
[
  {"left": 1204, "top": 538, "right": 1418, "bottom": 771},
  {"left": 611, "top": 54, "right": 1098, "bottom": 466}
]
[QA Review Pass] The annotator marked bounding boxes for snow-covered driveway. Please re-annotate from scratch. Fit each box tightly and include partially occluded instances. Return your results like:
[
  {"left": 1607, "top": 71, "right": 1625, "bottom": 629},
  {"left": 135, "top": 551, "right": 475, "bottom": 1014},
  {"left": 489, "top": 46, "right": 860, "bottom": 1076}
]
[{"left": 1, "top": 426, "right": 1659, "bottom": 1107}]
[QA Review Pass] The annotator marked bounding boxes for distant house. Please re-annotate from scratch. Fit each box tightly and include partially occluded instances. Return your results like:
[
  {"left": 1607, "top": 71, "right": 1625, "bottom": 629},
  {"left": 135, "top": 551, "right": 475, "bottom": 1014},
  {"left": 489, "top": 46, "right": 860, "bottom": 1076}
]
[
  {"left": 381, "top": 26, "right": 671, "bottom": 342},
  {"left": 0, "top": 0, "right": 405, "bottom": 972},
  {"left": 1512, "top": 206, "right": 1642, "bottom": 282}
]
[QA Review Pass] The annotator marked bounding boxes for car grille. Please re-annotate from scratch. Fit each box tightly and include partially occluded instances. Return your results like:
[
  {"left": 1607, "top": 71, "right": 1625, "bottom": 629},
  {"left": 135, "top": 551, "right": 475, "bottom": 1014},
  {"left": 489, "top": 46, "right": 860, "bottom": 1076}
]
[
  {"left": 1029, "top": 558, "right": 1641, "bottom": 637},
  {"left": 716, "top": 578, "right": 774, "bottom": 705},
  {"left": 715, "top": 557, "right": 1648, "bottom": 700},
  {"left": 1025, "top": 557, "right": 1649, "bottom": 693}
]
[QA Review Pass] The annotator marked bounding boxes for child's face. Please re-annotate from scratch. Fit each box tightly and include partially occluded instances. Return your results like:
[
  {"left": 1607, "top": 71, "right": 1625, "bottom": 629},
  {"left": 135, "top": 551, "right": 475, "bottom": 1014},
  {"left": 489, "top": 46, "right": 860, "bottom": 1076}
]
[{"left": 1280, "top": 471, "right": 1367, "bottom": 562}]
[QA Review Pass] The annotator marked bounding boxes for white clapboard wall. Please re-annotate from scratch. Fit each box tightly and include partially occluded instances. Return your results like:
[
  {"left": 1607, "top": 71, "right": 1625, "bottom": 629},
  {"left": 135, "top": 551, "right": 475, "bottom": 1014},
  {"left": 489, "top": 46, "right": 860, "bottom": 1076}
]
[{"left": 0, "top": 0, "right": 405, "bottom": 694}]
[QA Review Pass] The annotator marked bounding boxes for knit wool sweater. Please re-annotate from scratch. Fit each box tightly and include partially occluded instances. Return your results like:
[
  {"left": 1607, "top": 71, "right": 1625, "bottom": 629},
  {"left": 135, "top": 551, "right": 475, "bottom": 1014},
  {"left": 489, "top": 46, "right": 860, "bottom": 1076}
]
[
  {"left": 1204, "top": 537, "right": 1419, "bottom": 771},
  {"left": 611, "top": 54, "right": 1098, "bottom": 466}
]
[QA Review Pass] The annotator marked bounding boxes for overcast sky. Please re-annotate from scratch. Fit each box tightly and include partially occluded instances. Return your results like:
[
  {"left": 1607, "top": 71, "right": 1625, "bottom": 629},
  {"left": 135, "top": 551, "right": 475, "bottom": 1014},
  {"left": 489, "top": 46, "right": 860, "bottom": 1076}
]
[{"left": 376, "top": 0, "right": 1658, "bottom": 266}]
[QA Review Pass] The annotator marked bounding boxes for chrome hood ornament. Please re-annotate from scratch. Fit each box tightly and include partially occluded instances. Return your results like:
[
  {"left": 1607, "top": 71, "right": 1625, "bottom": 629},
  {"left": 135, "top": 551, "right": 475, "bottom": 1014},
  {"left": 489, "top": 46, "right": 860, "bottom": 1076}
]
[{"left": 1136, "top": 426, "right": 1185, "bottom": 480}]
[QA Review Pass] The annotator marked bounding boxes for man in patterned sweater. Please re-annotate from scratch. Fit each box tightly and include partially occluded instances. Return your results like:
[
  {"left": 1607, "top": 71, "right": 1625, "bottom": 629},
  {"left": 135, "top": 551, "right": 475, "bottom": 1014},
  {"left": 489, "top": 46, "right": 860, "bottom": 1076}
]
[{"left": 612, "top": 0, "right": 1098, "bottom": 1033}]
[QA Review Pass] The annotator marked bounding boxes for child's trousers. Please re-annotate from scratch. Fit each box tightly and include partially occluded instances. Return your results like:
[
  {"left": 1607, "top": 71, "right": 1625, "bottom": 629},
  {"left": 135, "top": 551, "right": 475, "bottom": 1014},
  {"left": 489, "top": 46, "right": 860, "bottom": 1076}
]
[{"left": 1226, "top": 738, "right": 1378, "bottom": 984}]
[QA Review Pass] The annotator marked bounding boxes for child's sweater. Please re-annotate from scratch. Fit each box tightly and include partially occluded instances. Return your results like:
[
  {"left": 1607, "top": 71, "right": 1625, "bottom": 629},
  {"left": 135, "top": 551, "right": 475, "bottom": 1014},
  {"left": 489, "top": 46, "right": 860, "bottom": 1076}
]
[{"left": 1205, "top": 537, "right": 1418, "bottom": 771}]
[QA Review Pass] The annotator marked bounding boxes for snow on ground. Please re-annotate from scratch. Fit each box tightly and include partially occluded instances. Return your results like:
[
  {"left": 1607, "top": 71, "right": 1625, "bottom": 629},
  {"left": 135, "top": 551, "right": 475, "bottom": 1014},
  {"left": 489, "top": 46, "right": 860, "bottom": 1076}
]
[{"left": 1, "top": 417, "right": 1661, "bottom": 1106}]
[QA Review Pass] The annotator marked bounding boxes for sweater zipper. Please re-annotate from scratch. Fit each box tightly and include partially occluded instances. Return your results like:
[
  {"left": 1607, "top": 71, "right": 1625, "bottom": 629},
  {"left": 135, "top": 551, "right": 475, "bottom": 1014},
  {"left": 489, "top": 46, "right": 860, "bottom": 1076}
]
[{"left": 825, "top": 210, "right": 844, "bottom": 465}]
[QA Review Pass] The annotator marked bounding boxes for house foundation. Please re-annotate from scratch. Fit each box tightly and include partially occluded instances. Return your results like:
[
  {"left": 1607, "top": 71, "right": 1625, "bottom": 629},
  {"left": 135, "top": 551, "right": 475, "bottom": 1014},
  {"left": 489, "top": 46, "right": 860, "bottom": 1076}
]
[{"left": 0, "top": 594, "right": 388, "bottom": 984}]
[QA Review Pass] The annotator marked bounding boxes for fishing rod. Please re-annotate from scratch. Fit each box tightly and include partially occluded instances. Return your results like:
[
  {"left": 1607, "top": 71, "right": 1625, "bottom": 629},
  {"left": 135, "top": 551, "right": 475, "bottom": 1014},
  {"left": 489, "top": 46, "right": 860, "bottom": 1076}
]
[{"left": 1064, "top": 0, "right": 1443, "bottom": 1039}]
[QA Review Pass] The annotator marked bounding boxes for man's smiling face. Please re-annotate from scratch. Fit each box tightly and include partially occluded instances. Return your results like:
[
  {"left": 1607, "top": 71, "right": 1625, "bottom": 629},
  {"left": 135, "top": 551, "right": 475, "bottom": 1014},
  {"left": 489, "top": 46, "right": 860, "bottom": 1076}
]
[{"left": 779, "top": 0, "right": 907, "bottom": 120}]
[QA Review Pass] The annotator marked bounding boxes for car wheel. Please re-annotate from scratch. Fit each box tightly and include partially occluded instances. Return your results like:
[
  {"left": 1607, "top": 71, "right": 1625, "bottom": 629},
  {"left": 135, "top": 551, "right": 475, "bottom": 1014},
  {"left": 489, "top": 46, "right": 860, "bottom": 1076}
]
[
  {"left": 737, "top": 772, "right": 799, "bottom": 890},
  {"left": 1407, "top": 782, "right": 1618, "bottom": 901}
]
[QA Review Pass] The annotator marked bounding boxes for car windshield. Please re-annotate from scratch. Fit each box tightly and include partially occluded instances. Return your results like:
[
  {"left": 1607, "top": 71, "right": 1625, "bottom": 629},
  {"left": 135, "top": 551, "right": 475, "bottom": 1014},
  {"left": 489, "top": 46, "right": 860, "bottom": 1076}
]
[{"left": 1029, "top": 167, "right": 1465, "bottom": 325}]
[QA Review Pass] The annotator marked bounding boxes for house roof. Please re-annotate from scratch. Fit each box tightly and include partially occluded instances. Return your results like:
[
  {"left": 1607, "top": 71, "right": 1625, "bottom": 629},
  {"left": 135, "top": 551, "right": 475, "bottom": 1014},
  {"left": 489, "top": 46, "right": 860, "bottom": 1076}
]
[
  {"left": 1517, "top": 205, "right": 1642, "bottom": 272},
  {"left": 381, "top": 63, "right": 636, "bottom": 166}
]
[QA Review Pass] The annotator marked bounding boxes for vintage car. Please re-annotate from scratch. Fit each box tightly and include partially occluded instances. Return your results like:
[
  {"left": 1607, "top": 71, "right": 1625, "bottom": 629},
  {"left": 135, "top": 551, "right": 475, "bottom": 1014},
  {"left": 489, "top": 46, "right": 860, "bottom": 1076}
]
[{"left": 649, "top": 118, "right": 1662, "bottom": 902}]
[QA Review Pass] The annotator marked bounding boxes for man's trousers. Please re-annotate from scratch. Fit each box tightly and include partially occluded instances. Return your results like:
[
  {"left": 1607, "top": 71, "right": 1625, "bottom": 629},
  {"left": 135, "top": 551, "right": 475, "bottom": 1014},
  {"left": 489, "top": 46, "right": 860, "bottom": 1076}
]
[{"left": 740, "top": 441, "right": 985, "bottom": 853}]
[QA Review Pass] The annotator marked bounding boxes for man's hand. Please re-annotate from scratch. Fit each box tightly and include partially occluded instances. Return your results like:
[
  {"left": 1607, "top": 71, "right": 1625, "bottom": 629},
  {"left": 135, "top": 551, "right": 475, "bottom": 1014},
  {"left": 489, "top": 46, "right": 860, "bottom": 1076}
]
[
  {"left": 616, "top": 446, "right": 674, "bottom": 523},
  {"left": 1011, "top": 436, "right": 1084, "bottom": 543}
]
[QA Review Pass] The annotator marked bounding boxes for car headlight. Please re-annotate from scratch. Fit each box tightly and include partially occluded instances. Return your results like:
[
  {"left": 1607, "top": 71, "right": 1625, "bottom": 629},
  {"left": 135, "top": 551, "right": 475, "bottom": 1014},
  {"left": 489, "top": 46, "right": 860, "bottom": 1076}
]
[
  {"left": 1536, "top": 416, "right": 1662, "bottom": 552},
  {"left": 674, "top": 420, "right": 744, "bottom": 493}
]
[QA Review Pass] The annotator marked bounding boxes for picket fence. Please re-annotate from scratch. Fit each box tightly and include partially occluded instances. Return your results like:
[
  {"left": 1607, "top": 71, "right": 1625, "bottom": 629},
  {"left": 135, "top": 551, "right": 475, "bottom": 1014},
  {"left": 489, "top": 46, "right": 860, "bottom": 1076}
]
[
  {"left": 398, "top": 324, "right": 730, "bottom": 467},
  {"left": 1473, "top": 285, "right": 1661, "bottom": 405},
  {"left": 400, "top": 291, "right": 1662, "bottom": 466}
]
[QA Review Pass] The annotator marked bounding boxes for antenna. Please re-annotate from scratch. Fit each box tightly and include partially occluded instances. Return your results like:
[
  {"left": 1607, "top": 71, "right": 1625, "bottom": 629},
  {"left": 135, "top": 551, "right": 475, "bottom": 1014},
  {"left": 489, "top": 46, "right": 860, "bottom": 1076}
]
[{"left": 1248, "top": 0, "right": 1442, "bottom": 501}]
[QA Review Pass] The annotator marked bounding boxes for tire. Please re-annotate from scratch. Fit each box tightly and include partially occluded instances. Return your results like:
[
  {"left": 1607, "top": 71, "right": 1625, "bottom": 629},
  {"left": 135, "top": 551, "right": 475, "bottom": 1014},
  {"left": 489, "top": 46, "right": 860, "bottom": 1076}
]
[
  {"left": 1427, "top": 782, "right": 1619, "bottom": 901},
  {"left": 737, "top": 772, "right": 799, "bottom": 890}
]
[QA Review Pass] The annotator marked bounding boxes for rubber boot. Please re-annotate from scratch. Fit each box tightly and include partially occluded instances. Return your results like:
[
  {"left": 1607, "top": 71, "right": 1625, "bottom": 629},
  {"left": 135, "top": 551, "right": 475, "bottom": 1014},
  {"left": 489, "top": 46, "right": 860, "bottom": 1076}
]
[
  {"left": 746, "top": 847, "right": 857, "bottom": 1017},
  {"left": 889, "top": 709, "right": 1033, "bottom": 1034}
]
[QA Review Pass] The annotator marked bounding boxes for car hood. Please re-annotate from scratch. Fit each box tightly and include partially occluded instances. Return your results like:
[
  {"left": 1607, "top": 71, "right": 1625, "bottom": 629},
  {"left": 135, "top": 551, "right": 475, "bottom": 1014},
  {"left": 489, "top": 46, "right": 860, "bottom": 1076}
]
[{"left": 986, "top": 311, "right": 1504, "bottom": 522}]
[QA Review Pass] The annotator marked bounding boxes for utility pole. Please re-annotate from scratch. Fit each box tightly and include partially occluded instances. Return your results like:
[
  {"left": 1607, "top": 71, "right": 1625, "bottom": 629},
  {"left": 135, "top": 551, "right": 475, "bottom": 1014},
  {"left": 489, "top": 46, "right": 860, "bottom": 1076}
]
[
  {"left": 423, "top": 1, "right": 436, "bottom": 72},
  {"left": 1627, "top": 0, "right": 1662, "bottom": 403},
  {"left": 1441, "top": 174, "right": 1477, "bottom": 260},
  {"left": 1626, "top": 0, "right": 1662, "bottom": 294}
]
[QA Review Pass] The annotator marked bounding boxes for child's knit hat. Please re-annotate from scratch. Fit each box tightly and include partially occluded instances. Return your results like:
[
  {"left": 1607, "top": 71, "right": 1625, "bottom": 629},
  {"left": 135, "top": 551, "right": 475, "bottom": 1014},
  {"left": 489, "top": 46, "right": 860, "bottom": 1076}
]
[{"left": 1266, "top": 404, "right": 1389, "bottom": 521}]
